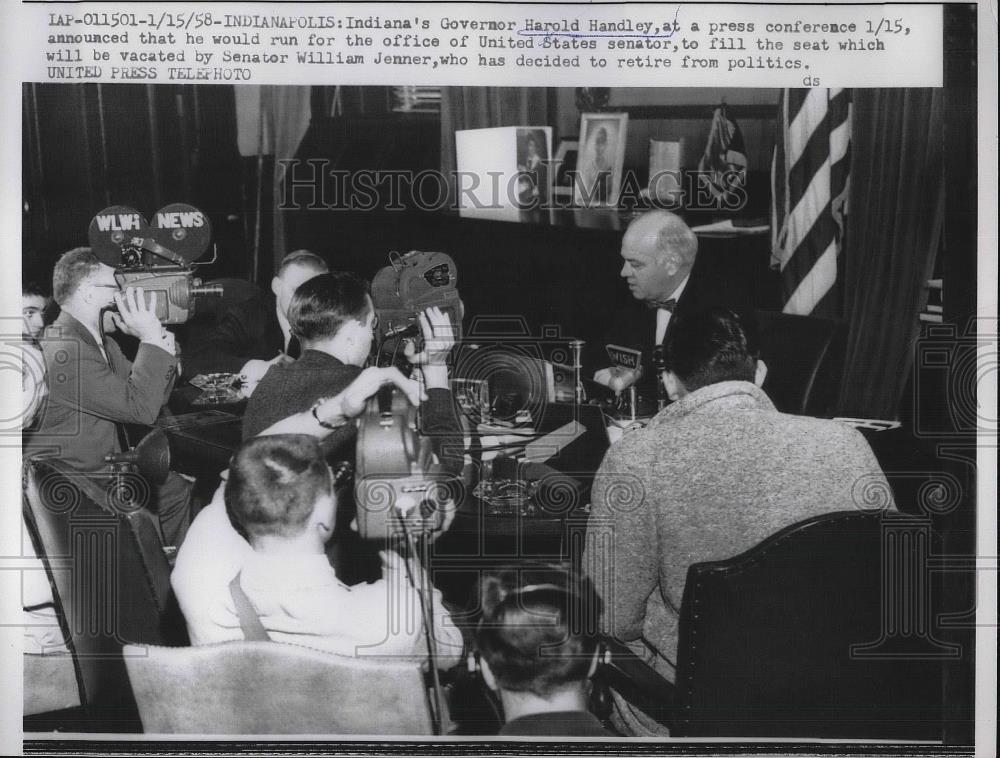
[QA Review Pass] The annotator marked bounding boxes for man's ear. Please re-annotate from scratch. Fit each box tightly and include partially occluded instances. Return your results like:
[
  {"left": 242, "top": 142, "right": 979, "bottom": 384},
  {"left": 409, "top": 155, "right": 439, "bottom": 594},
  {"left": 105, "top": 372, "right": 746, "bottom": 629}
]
[
  {"left": 662, "top": 371, "right": 684, "bottom": 401},
  {"left": 587, "top": 647, "right": 601, "bottom": 679},
  {"left": 270, "top": 276, "right": 281, "bottom": 297},
  {"left": 480, "top": 657, "right": 499, "bottom": 692},
  {"left": 754, "top": 359, "right": 768, "bottom": 388},
  {"left": 311, "top": 493, "right": 337, "bottom": 540}
]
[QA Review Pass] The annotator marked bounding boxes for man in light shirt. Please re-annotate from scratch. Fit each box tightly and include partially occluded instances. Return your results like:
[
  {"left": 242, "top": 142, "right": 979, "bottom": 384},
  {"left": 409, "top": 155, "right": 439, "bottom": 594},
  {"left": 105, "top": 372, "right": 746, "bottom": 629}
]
[{"left": 220, "top": 433, "right": 463, "bottom": 665}]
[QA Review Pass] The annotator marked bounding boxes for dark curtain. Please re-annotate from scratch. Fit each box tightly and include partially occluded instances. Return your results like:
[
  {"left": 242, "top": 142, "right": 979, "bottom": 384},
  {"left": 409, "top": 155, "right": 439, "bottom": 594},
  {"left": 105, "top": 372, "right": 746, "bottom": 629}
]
[
  {"left": 440, "top": 88, "right": 555, "bottom": 207},
  {"left": 235, "top": 86, "right": 312, "bottom": 280},
  {"left": 836, "top": 89, "right": 945, "bottom": 418}
]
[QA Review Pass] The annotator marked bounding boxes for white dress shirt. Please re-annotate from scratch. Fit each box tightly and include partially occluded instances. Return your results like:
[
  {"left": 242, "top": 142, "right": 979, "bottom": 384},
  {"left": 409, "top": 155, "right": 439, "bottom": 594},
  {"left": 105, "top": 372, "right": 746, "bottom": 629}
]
[{"left": 654, "top": 275, "right": 691, "bottom": 346}]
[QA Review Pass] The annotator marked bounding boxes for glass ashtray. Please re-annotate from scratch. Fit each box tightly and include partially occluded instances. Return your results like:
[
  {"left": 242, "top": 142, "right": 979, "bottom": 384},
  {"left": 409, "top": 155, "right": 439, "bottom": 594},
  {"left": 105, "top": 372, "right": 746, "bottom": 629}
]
[{"left": 190, "top": 373, "right": 244, "bottom": 405}]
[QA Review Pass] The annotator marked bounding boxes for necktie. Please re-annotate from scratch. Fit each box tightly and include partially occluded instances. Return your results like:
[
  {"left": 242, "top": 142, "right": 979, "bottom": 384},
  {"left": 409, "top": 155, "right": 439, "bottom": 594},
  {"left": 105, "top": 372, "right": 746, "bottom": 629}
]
[
  {"left": 657, "top": 298, "right": 678, "bottom": 313},
  {"left": 286, "top": 335, "right": 300, "bottom": 360}
]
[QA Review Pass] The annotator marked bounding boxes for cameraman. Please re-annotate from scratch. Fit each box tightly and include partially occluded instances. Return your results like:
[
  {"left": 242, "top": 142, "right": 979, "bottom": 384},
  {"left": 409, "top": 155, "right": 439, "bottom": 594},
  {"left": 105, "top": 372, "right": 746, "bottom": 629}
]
[{"left": 30, "top": 247, "right": 191, "bottom": 547}]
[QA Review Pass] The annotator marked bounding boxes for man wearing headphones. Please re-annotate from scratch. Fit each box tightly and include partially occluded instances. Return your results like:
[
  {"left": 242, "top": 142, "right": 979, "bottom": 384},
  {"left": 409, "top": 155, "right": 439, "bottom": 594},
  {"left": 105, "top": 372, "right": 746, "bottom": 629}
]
[{"left": 474, "top": 565, "right": 612, "bottom": 737}]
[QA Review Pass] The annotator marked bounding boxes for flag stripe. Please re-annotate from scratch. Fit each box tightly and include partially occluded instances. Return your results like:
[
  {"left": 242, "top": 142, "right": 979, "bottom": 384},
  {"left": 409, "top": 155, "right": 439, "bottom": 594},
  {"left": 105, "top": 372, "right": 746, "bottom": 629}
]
[
  {"left": 783, "top": 239, "right": 838, "bottom": 316},
  {"left": 782, "top": 203, "right": 837, "bottom": 286},
  {"left": 771, "top": 88, "right": 851, "bottom": 316}
]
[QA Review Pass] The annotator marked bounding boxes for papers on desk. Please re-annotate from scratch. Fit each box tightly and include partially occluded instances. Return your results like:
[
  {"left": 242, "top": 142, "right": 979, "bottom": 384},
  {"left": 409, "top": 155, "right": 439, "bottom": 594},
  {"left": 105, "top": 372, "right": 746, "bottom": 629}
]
[
  {"left": 833, "top": 417, "right": 902, "bottom": 432},
  {"left": 523, "top": 421, "right": 586, "bottom": 463},
  {"left": 479, "top": 421, "right": 586, "bottom": 464},
  {"left": 604, "top": 414, "right": 650, "bottom": 445},
  {"left": 690, "top": 219, "right": 770, "bottom": 236}
]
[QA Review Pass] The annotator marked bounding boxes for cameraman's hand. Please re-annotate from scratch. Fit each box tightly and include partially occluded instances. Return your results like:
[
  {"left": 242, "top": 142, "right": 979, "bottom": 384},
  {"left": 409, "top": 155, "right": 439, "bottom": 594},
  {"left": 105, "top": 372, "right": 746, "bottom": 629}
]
[
  {"left": 314, "top": 366, "right": 426, "bottom": 427},
  {"left": 112, "top": 288, "right": 170, "bottom": 348},
  {"left": 405, "top": 307, "right": 455, "bottom": 390},
  {"left": 404, "top": 307, "right": 455, "bottom": 367}
]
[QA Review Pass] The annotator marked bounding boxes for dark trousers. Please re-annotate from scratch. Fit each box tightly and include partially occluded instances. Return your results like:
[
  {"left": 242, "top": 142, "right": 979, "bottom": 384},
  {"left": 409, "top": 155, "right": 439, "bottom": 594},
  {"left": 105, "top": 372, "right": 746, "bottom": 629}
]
[{"left": 151, "top": 471, "right": 193, "bottom": 548}]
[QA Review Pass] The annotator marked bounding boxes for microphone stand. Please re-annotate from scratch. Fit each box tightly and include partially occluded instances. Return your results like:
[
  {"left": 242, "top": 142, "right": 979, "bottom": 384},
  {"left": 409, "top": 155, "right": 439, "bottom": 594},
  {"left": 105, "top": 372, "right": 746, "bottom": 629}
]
[
  {"left": 570, "top": 339, "right": 585, "bottom": 406},
  {"left": 652, "top": 346, "right": 669, "bottom": 412},
  {"left": 398, "top": 514, "right": 448, "bottom": 735}
]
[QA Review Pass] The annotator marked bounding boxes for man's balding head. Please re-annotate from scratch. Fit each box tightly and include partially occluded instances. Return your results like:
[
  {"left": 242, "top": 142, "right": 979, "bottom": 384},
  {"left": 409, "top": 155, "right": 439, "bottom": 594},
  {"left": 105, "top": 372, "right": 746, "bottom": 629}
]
[
  {"left": 619, "top": 211, "right": 698, "bottom": 305},
  {"left": 271, "top": 250, "right": 328, "bottom": 316}
]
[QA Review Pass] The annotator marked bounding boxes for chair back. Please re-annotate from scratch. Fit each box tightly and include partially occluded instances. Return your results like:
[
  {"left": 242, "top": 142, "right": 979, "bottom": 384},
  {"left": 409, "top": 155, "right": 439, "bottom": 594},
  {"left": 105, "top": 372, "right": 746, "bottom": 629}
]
[
  {"left": 123, "top": 641, "right": 440, "bottom": 735},
  {"left": 754, "top": 309, "right": 844, "bottom": 416},
  {"left": 22, "top": 457, "right": 186, "bottom": 725},
  {"left": 673, "top": 510, "right": 946, "bottom": 739}
]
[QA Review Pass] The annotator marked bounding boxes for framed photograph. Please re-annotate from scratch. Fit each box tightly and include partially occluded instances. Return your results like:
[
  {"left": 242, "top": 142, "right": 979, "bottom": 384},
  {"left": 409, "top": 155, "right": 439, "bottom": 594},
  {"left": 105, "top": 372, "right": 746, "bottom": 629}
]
[
  {"left": 575, "top": 113, "right": 628, "bottom": 207},
  {"left": 456, "top": 126, "right": 551, "bottom": 218},
  {"left": 552, "top": 139, "right": 578, "bottom": 199},
  {"left": 515, "top": 127, "right": 551, "bottom": 207}
]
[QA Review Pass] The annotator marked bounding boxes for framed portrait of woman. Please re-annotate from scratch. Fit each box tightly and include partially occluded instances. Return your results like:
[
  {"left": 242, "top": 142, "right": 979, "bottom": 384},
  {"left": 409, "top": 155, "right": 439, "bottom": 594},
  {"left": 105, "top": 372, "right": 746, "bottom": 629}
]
[{"left": 575, "top": 113, "right": 628, "bottom": 207}]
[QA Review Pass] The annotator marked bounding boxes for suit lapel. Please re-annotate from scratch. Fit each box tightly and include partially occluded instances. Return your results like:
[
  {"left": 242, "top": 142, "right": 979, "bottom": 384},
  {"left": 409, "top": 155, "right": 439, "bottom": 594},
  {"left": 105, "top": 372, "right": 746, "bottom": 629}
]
[{"left": 262, "top": 294, "right": 285, "bottom": 355}]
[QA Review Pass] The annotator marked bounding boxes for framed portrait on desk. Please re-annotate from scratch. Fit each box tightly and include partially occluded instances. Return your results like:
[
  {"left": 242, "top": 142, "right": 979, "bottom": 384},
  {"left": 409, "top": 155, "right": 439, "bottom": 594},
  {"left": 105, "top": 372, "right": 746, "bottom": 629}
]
[{"left": 575, "top": 112, "right": 628, "bottom": 208}]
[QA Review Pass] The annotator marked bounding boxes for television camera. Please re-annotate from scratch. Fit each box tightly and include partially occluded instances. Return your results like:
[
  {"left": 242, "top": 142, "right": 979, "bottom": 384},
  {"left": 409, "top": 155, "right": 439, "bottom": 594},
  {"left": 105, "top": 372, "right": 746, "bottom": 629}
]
[
  {"left": 370, "top": 250, "right": 463, "bottom": 356},
  {"left": 88, "top": 203, "right": 222, "bottom": 324}
]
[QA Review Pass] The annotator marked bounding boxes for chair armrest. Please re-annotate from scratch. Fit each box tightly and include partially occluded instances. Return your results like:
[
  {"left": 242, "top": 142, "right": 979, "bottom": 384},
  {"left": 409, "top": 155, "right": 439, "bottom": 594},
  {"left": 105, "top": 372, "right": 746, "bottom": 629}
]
[{"left": 595, "top": 636, "right": 677, "bottom": 728}]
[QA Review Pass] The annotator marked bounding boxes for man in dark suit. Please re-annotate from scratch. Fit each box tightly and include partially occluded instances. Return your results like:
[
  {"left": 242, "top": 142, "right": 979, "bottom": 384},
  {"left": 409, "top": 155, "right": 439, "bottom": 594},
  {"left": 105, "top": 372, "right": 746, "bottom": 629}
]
[
  {"left": 31, "top": 247, "right": 191, "bottom": 546},
  {"left": 241, "top": 271, "right": 370, "bottom": 444},
  {"left": 241, "top": 271, "right": 462, "bottom": 585},
  {"left": 243, "top": 272, "right": 463, "bottom": 473},
  {"left": 183, "top": 250, "right": 327, "bottom": 391},
  {"left": 588, "top": 210, "right": 753, "bottom": 403}
]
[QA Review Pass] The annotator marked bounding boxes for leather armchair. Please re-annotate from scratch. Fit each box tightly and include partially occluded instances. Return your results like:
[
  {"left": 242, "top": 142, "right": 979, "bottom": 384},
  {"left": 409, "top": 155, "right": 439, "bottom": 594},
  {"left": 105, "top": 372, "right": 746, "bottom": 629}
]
[
  {"left": 22, "top": 457, "right": 187, "bottom": 729},
  {"left": 755, "top": 309, "right": 845, "bottom": 416},
  {"left": 599, "top": 511, "right": 948, "bottom": 740}
]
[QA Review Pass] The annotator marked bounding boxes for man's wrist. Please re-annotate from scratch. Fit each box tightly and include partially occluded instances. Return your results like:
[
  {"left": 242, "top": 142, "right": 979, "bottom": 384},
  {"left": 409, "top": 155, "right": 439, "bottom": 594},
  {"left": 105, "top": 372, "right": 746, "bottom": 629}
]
[
  {"left": 421, "top": 364, "right": 449, "bottom": 389},
  {"left": 312, "top": 396, "right": 347, "bottom": 429},
  {"left": 140, "top": 329, "right": 174, "bottom": 354}
]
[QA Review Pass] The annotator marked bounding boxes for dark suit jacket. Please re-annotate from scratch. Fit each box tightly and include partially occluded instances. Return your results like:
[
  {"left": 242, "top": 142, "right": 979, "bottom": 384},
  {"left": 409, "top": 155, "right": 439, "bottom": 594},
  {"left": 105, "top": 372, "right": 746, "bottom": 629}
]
[
  {"left": 242, "top": 349, "right": 363, "bottom": 446},
  {"left": 242, "top": 349, "right": 464, "bottom": 476},
  {"left": 31, "top": 311, "right": 178, "bottom": 471},
  {"left": 584, "top": 254, "right": 757, "bottom": 400},
  {"left": 184, "top": 293, "right": 285, "bottom": 378}
]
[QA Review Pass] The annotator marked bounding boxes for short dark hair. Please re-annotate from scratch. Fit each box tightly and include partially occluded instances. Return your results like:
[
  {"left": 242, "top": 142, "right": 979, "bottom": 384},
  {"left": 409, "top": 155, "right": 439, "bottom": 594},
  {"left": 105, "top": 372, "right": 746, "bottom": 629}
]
[
  {"left": 225, "top": 435, "right": 332, "bottom": 540},
  {"left": 277, "top": 249, "right": 328, "bottom": 278},
  {"left": 661, "top": 307, "right": 760, "bottom": 392},
  {"left": 287, "top": 271, "right": 371, "bottom": 343},
  {"left": 23, "top": 277, "right": 50, "bottom": 299},
  {"left": 52, "top": 247, "right": 103, "bottom": 305},
  {"left": 476, "top": 564, "right": 601, "bottom": 698}
]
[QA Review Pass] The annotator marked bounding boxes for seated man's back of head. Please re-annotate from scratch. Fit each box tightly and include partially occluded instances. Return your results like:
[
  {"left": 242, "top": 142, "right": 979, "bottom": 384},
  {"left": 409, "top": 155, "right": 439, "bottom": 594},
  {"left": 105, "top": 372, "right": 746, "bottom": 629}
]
[{"left": 476, "top": 564, "right": 612, "bottom": 737}]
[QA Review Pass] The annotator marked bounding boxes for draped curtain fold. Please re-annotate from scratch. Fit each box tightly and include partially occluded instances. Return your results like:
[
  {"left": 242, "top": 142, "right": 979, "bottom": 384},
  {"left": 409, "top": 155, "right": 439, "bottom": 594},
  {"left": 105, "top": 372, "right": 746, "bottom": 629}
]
[
  {"left": 836, "top": 89, "right": 945, "bottom": 418},
  {"left": 440, "top": 87, "right": 555, "bottom": 207},
  {"left": 236, "top": 85, "right": 313, "bottom": 278}
]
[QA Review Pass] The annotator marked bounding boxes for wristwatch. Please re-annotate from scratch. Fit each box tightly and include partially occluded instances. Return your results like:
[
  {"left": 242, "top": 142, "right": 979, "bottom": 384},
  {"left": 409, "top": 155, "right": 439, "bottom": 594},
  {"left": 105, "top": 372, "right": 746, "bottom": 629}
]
[{"left": 310, "top": 398, "right": 341, "bottom": 430}]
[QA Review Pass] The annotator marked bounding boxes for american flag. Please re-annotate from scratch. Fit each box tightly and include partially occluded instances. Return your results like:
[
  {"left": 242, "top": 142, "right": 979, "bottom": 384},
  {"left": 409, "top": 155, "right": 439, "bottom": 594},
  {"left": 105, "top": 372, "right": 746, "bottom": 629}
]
[{"left": 771, "top": 89, "right": 852, "bottom": 316}]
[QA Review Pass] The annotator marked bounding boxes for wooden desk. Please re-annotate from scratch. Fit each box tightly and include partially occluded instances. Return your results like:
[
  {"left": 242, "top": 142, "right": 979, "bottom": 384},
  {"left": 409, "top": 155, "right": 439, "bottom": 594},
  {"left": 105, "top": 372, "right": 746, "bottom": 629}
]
[
  {"left": 156, "top": 385, "right": 609, "bottom": 599},
  {"left": 156, "top": 386, "right": 245, "bottom": 478}
]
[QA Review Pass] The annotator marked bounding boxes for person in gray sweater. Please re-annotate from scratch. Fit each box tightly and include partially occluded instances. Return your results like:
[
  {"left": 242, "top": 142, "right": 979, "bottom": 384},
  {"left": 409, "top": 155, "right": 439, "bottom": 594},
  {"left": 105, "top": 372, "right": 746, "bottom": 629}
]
[{"left": 584, "top": 307, "right": 894, "bottom": 736}]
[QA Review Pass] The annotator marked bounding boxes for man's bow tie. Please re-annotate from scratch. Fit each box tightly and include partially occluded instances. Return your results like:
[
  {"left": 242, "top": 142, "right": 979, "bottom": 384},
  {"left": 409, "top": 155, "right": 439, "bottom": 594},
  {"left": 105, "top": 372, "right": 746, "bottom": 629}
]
[{"left": 650, "top": 298, "right": 678, "bottom": 312}]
